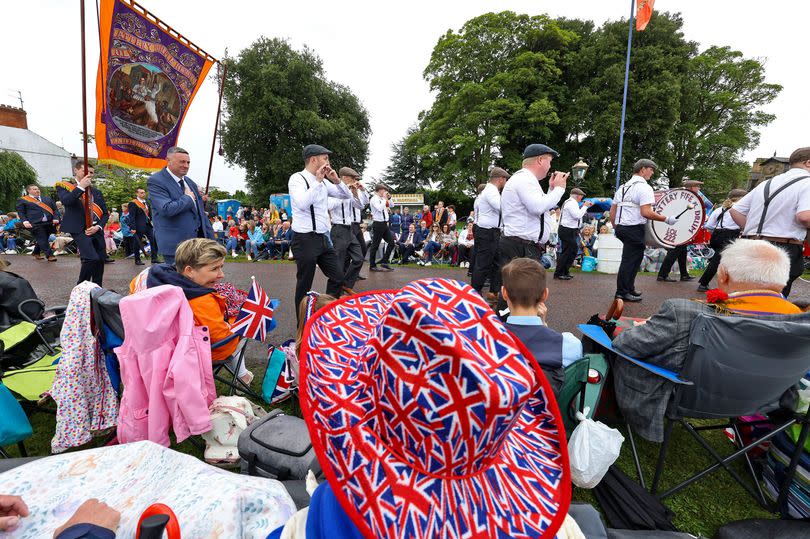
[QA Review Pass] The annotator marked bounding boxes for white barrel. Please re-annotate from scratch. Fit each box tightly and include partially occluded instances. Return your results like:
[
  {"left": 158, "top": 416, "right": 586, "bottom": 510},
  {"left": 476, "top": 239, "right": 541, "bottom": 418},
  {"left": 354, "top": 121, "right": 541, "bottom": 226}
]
[{"left": 597, "top": 233, "right": 623, "bottom": 274}]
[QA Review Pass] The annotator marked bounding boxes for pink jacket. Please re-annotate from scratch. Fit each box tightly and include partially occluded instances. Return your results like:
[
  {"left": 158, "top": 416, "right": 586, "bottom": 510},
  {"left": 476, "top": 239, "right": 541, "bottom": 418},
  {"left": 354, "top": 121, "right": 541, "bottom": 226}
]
[{"left": 115, "top": 285, "right": 216, "bottom": 446}]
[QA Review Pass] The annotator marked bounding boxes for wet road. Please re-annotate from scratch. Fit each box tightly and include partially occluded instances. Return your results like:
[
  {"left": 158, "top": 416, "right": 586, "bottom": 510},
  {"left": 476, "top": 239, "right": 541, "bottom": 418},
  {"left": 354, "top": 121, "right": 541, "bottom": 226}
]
[{"left": 6, "top": 253, "right": 809, "bottom": 368}]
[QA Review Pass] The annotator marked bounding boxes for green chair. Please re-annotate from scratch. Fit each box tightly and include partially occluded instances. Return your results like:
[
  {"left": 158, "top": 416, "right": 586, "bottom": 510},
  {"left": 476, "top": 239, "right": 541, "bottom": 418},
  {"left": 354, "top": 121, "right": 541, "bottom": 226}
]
[
  {"left": 559, "top": 353, "right": 609, "bottom": 437},
  {"left": 0, "top": 321, "right": 60, "bottom": 404}
]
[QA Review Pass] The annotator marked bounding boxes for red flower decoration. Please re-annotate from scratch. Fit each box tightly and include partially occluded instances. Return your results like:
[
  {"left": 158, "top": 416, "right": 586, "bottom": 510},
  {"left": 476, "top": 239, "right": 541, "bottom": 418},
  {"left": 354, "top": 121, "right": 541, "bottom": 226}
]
[{"left": 706, "top": 288, "right": 729, "bottom": 304}]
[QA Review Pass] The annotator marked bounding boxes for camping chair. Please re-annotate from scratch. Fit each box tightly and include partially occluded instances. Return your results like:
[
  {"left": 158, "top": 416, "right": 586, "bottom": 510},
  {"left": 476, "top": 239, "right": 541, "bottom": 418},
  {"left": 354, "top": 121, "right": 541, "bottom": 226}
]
[
  {"left": 17, "top": 298, "right": 67, "bottom": 356},
  {"left": 557, "top": 353, "right": 610, "bottom": 437},
  {"left": 212, "top": 338, "right": 261, "bottom": 401},
  {"left": 580, "top": 315, "right": 810, "bottom": 512}
]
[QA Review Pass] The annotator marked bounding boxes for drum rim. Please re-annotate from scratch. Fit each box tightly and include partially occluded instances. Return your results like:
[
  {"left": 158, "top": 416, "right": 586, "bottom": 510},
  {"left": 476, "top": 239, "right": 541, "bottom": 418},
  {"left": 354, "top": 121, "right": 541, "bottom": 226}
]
[{"left": 648, "top": 188, "right": 706, "bottom": 248}]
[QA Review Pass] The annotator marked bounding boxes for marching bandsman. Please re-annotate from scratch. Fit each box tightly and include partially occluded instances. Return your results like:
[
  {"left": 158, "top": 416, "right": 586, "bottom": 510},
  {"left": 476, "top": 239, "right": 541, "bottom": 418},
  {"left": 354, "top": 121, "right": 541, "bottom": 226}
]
[
  {"left": 731, "top": 146, "right": 810, "bottom": 297},
  {"left": 349, "top": 173, "right": 370, "bottom": 280},
  {"left": 16, "top": 184, "right": 60, "bottom": 262},
  {"left": 288, "top": 144, "right": 353, "bottom": 321},
  {"left": 656, "top": 179, "right": 704, "bottom": 283},
  {"left": 368, "top": 183, "right": 396, "bottom": 272},
  {"left": 554, "top": 187, "right": 592, "bottom": 280},
  {"left": 609, "top": 159, "right": 676, "bottom": 302},
  {"left": 471, "top": 167, "right": 509, "bottom": 299},
  {"left": 328, "top": 167, "right": 366, "bottom": 291},
  {"left": 128, "top": 187, "right": 159, "bottom": 266},
  {"left": 56, "top": 162, "right": 109, "bottom": 284},
  {"left": 697, "top": 188, "right": 747, "bottom": 291}
]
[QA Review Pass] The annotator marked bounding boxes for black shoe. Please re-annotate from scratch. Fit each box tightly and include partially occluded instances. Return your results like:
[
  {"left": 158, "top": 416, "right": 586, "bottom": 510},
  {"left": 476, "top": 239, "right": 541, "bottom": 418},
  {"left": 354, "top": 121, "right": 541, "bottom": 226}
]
[
  {"left": 697, "top": 284, "right": 709, "bottom": 292},
  {"left": 657, "top": 276, "right": 676, "bottom": 282},
  {"left": 553, "top": 274, "right": 573, "bottom": 280},
  {"left": 105, "top": 258, "right": 115, "bottom": 264},
  {"left": 616, "top": 293, "right": 642, "bottom": 302},
  {"left": 680, "top": 274, "right": 695, "bottom": 282},
  {"left": 150, "top": 259, "right": 160, "bottom": 264},
  {"left": 631, "top": 290, "right": 643, "bottom": 297},
  {"left": 380, "top": 264, "right": 394, "bottom": 271},
  {"left": 370, "top": 266, "right": 384, "bottom": 272},
  {"left": 135, "top": 260, "right": 145, "bottom": 266},
  {"left": 357, "top": 274, "right": 367, "bottom": 280}
]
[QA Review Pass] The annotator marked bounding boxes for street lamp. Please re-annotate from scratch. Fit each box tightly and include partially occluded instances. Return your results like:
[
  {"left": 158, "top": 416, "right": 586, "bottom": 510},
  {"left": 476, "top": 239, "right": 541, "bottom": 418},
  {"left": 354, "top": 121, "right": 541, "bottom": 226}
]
[{"left": 572, "top": 157, "right": 589, "bottom": 184}]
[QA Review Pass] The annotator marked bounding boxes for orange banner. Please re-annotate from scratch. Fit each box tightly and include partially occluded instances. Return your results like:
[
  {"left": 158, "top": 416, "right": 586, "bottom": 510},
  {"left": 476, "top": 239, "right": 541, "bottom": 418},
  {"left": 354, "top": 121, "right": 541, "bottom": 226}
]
[
  {"left": 94, "top": 0, "right": 215, "bottom": 170},
  {"left": 636, "top": 0, "right": 655, "bottom": 31}
]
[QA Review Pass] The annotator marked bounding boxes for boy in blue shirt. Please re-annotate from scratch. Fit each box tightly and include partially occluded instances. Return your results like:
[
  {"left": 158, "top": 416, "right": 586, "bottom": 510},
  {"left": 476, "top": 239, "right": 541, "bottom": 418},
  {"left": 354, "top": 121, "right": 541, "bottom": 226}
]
[{"left": 501, "top": 257, "right": 582, "bottom": 394}]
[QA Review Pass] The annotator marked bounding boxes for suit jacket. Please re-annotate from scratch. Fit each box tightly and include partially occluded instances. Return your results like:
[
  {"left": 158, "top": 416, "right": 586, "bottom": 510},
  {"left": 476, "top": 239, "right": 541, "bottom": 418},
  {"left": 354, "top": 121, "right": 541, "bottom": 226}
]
[
  {"left": 433, "top": 208, "right": 448, "bottom": 227},
  {"left": 128, "top": 199, "right": 153, "bottom": 234},
  {"left": 274, "top": 228, "right": 293, "bottom": 242},
  {"left": 147, "top": 168, "right": 214, "bottom": 256},
  {"left": 398, "top": 230, "right": 423, "bottom": 247},
  {"left": 55, "top": 182, "right": 109, "bottom": 235},
  {"left": 612, "top": 299, "right": 810, "bottom": 442},
  {"left": 16, "top": 195, "right": 58, "bottom": 225}
]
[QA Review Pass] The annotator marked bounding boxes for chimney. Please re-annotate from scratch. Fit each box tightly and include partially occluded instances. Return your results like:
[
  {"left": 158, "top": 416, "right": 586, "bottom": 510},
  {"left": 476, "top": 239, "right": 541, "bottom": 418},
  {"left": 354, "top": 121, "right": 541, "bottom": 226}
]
[{"left": 0, "top": 105, "right": 28, "bottom": 129}]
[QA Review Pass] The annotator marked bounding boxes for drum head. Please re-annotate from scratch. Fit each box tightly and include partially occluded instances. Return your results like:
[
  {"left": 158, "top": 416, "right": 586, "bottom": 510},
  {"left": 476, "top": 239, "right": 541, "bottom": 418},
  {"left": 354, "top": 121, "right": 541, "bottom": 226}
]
[{"left": 646, "top": 188, "right": 705, "bottom": 248}]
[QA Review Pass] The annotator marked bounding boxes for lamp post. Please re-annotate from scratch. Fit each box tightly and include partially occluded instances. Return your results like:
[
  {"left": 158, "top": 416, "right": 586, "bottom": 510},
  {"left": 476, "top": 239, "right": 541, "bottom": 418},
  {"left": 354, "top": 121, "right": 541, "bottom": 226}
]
[{"left": 572, "top": 157, "right": 589, "bottom": 184}]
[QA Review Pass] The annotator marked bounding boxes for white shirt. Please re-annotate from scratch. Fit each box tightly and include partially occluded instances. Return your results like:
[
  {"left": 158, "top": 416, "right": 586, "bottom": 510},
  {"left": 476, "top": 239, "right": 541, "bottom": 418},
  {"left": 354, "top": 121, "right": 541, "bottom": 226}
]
[
  {"left": 613, "top": 175, "right": 655, "bottom": 226},
  {"left": 369, "top": 194, "right": 391, "bottom": 222},
  {"left": 458, "top": 229, "right": 474, "bottom": 247},
  {"left": 350, "top": 190, "right": 369, "bottom": 224},
  {"left": 704, "top": 206, "right": 739, "bottom": 232},
  {"left": 501, "top": 168, "right": 564, "bottom": 241},
  {"left": 559, "top": 198, "right": 588, "bottom": 228},
  {"left": 447, "top": 211, "right": 457, "bottom": 227},
  {"left": 475, "top": 183, "right": 502, "bottom": 229},
  {"left": 328, "top": 189, "right": 366, "bottom": 226},
  {"left": 212, "top": 220, "right": 223, "bottom": 232},
  {"left": 288, "top": 169, "right": 351, "bottom": 234},
  {"left": 733, "top": 168, "right": 810, "bottom": 241}
]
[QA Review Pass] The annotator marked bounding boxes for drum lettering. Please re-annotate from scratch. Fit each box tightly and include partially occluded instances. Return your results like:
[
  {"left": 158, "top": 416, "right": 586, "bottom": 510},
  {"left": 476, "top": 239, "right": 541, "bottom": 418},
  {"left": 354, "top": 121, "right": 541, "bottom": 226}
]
[{"left": 663, "top": 228, "right": 678, "bottom": 243}]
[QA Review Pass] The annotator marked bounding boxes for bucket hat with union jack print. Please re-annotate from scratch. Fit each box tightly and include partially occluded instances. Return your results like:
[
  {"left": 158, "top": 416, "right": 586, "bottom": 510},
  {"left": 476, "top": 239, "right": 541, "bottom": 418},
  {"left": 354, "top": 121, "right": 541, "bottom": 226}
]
[{"left": 299, "top": 278, "right": 570, "bottom": 539}]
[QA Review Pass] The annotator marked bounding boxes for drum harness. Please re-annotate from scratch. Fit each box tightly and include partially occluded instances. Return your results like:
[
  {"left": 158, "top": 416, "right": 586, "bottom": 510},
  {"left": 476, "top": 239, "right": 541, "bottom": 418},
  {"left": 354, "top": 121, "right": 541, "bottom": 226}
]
[{"left": 615, "top": 179, "right": 642, "bottom": 226}]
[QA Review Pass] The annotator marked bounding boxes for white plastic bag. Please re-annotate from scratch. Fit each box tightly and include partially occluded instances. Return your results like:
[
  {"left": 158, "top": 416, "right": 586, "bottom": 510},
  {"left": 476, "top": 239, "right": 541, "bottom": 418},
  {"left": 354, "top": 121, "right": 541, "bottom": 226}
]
[{"left": 568, "top": 407, "right": 624, "bottom": 488}]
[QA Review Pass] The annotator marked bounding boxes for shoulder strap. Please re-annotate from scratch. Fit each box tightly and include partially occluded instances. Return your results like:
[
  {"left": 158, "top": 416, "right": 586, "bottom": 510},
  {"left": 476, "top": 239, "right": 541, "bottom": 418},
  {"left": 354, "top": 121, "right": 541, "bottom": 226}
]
[
  {"left": 755, "top": 175, "right": 810, "bottom": 235},
  {"left": 616, "top": 184, "right": 631, "bottom": 225},
  {"left": 716, "top": 207, "right": 729, "bottom": 230},
  {"left": 298, "top": 173, "right": 317, "bottom": 231}
]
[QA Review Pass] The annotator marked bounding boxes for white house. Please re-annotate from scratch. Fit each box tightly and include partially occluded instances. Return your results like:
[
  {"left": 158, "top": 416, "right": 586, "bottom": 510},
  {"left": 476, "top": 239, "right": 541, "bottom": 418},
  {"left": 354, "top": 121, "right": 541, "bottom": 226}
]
[{"left": 0, "top": 105, "right": 73, "bottom": 186}]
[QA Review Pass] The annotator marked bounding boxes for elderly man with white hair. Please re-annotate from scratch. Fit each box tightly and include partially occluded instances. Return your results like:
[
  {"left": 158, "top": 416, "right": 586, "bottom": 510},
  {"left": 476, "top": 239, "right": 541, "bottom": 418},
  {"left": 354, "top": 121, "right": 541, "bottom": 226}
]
[{"left": 611, "top": 239, "right": 804, "bottom": 442}]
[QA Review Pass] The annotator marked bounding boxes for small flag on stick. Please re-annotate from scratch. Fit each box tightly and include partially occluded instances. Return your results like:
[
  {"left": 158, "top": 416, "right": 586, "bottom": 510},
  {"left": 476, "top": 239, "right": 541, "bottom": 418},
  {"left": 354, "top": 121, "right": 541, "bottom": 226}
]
[
  {"left": 231, "top": 277, "right": 279, "bottom": 342},
  {"left": 636, "top": 0, "right": 655, "bottom": 31}
]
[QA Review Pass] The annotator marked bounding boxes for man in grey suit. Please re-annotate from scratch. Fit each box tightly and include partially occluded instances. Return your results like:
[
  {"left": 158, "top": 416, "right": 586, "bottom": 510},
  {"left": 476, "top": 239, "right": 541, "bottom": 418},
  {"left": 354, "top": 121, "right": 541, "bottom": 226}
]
[
  {"left": 147, "top": 147, "right": 214, "bottom": 265},
  {"left": 612, "top": 239, "right": 807, "bottom": 442}
]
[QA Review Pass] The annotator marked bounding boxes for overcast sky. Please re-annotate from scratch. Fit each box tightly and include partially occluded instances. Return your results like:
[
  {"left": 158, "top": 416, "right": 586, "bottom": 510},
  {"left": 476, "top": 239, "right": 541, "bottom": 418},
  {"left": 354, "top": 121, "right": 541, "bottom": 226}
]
[{"left": 3, "top": 1, "right": 808, "bottom": 193}]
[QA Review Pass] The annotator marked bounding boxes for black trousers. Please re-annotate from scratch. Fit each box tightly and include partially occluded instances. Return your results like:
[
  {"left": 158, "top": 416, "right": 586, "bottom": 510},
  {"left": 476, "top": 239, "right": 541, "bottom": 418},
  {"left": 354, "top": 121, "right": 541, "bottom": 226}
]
[
  {"left": 495, "top": 235, "right": 542, "bottom": 315},
  {"left": 71, "top": 230, "right": 106, "bottom": 285},
  {"left": 471, "top": 227, "right": 501, "bottom": 293},
  {"left": 658, "top": 244, "right": 688, "bottom": 279},
  {"left": 698, "top": 230, "right": 740, "bottom": 287},
  {"left": 614, "top": 224, "right": 646, "bottom": 296},
  {"left": 456, "top": 244, "right": 471, "bottom": 263},
  {"left": 398, "top": 242, "right": 416, "bottom": 262},
  {"left": 292, "top": 232, "right": 345, "bottom": 322},
  {"left": 133, "top": 227, "right": 158, "bottom": 262},
  {"left": 369, "top": 221, "right": 395, "bottom": 267},
  {"left": 555, "top": 225, "right": 579, "bottom": 277},
  {"left": 771, "top": 241, "right": 804, "bottom": 298},
  {"left": 30, "top": 223, "right": 53, "bottom": 257},
  {"left": 352, "top": 223, "right": 367, "bottom": 258},
  {"left": 331, "top": 225, "right": 363, "bottom": 288}
]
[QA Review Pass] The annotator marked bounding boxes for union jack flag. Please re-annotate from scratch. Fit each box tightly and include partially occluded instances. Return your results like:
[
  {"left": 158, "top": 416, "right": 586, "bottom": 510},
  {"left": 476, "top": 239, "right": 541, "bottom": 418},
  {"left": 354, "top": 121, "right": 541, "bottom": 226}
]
[{"left": 231, "top": 278, "right": 279, "bottom": 342}]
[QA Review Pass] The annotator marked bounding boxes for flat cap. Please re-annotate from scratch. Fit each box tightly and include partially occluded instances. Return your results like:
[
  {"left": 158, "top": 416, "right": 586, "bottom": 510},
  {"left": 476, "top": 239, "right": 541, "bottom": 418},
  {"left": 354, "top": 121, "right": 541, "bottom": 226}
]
[
  {"left": 682, "top": 179, "right": 704, "bottom": 188},
  {"left": 374, "top": 182, "right": 391, "bottom": 192},
  {"left": 489, "top": 167, "right": 510, "bottom": 179},
  {"left": 302, "top": 144, "right": 332, "bottom": 160},
  {"left": 338, "top": 166, "right": 360, "bottom": 178},
  {"left": 523, "top": 143, "right": 559, "bottom": 159},
  {"left": 728, "top": 188, "right": 748, "bottom": 199},
  {"left": 571, "top": 187, "right": 586, "bottom": 196},
  {"left": 632, "top": 158, "right": 658, "bottom": 172}
]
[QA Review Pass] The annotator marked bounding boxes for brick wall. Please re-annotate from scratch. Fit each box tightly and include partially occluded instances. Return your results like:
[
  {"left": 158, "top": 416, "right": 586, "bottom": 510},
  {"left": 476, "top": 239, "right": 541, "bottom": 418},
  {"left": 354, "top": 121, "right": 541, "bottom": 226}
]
[{"left": 0, "top": 105, "right": 27, "bottom": 129}]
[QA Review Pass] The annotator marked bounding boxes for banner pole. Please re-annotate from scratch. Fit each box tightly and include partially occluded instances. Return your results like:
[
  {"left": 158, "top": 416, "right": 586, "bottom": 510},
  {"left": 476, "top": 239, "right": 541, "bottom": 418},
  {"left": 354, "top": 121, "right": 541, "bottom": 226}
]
[
  {"left": 615, "top": 0, "right": 635, "bottom": 193},
  {"left": 205, "top": 62, "right": 227, "bottom": 195},
  {"left": 80, "top": 0, "right": 92, "bottom": 228}
]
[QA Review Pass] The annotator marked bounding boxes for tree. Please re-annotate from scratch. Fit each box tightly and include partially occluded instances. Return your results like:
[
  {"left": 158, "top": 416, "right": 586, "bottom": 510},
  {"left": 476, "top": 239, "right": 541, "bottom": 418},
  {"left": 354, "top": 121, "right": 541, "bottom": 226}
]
[
  {"left": 380, "top": 128, "right": 430, "bottom": 191},
  {"left": 0, "top": 151, "right": 37, "bottom": 211},
  {"left": 220, "top": 38, "right": 371, "bottom": 202},
  {"left": 91, "top": 162, "right": 149, "bottom": 211}
]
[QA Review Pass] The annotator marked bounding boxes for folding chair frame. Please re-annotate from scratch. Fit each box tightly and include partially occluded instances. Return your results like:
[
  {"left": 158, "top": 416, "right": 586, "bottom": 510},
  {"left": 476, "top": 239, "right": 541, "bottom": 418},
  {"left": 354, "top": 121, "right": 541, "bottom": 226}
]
[
  {"left": 212, "top": 339, "right": 263, "bottom": 401},
  {"left": 17, "top": 298, "right": 66, "bottom": 356}
]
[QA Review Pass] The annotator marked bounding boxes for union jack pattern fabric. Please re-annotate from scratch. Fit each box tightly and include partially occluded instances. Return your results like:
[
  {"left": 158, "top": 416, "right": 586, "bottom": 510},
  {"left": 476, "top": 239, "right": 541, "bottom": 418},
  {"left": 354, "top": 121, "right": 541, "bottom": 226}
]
[
  {"left": 231, "top": 279, "right": 279, "bottom": 342},
  {"left": 300, "top": 278, "right": 570, "bottom": 539},
  {"left": 267, "top": 341, "right": 295, "bottom": 404}
]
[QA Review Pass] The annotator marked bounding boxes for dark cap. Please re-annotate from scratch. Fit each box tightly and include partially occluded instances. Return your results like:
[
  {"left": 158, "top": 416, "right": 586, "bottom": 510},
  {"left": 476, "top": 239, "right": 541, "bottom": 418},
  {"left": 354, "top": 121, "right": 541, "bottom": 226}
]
[
  {"left": 302, "top": 144, "right": 332, "bottom": 160},
  {"left": 522, "top": 144, "right": 559, "bottom": 159},
  {"left": 571, "top": 188, "right": 586, "bottom": 196},
  {"left": 489, "top": 167, "right": 510, "bottom": 179},
  {"left": 728, "top": 188, "right": 748, "bottom": 199},
  {"left": 683, "top": 179, "right": 704, "bottom": 188},
  {"left": 632, "top": 158, "right": 658, "bottom": 173},
  {"left": 374, "top": 182, "right": 391, "bottom": 192},
  {"left": 338, "top": 166, "right": 360, "bottom": 178}
]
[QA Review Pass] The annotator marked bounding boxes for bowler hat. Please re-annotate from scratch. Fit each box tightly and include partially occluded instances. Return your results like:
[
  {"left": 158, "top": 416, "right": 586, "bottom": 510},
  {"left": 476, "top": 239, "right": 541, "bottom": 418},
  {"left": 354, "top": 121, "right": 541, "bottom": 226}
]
[
  {"left": 523, "top": 144, "right": 559, "bottom": 159},
  {"left": 682, "top": 179, "right": 704, "bottom": 188},
  {"left": 302, "top": 144, "right": 332, "bottom": 160}
]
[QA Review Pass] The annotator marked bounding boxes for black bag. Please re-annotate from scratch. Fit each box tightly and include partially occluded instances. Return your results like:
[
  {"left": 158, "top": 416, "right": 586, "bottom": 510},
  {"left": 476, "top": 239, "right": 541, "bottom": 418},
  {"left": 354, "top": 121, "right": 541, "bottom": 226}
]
[
  {"left": 238, "top": 409, "right": 317, "bottom": 481},
  {"left": 713, "top": 518, "right": 810, "bottom": 539},
  {"left": 593, "top": 465, "right": 677, "bottom": 531}
]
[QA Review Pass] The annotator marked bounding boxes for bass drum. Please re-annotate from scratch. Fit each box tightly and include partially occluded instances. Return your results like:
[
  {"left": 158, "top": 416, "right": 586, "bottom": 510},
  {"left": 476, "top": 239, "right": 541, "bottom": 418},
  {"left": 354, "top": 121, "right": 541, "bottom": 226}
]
[{"left": 644, "top": 188, "right": 705, "bottom": 249}]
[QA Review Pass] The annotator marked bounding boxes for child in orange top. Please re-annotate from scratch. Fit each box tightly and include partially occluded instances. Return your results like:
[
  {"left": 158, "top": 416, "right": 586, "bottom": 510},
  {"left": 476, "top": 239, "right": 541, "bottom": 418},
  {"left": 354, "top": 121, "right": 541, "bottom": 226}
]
[{"left": 129, "top": 238, "right": 252, "bottom": 384}]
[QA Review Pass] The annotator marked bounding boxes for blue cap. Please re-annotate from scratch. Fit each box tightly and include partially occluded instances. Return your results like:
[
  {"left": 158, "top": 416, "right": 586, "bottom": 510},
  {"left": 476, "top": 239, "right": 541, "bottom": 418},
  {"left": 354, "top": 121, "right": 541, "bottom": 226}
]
[
  {"left": 302, "top": 144, "right": 332, "bottom": 160},
  {"left": 522, "top": 144, "right": 559, "bottom": 159}
]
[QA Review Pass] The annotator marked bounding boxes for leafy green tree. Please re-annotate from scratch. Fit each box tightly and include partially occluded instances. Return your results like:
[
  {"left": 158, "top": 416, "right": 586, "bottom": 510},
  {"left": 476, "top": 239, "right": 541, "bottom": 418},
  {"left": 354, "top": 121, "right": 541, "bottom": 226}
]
[
  {"left": 206, "top": 187, "right": 232, "bottom": 202},
  {"left": 380, "top": 128, "right": 430, "bottom": 191},
  {"left": 87, "top": 160, "right": 150, "bottom": 211},
  {"left": 0, "top": 151, "right": 37, "bottom": 211},
  {"left": 220, "top": 38, "right": 371, "bottom": 201}
]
